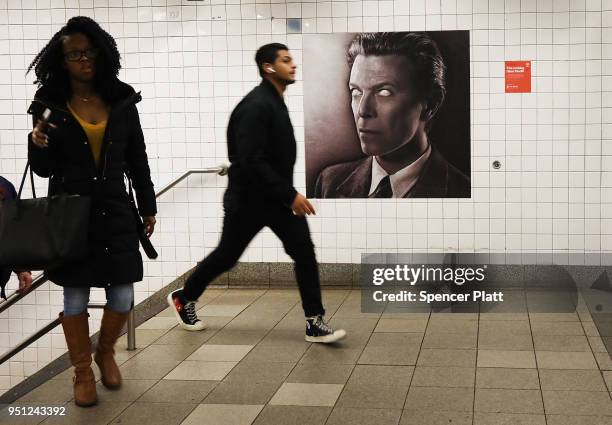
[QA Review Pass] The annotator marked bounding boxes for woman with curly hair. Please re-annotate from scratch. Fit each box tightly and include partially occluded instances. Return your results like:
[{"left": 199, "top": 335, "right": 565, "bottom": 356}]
[{"left": 27, "top": 16, "right": 157, "bottom": 406}]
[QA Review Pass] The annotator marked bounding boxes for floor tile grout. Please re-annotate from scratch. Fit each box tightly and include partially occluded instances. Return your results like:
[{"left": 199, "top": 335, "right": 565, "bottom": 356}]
[{"left": 6, "top": 288, "right": 612, "bottom": 425}]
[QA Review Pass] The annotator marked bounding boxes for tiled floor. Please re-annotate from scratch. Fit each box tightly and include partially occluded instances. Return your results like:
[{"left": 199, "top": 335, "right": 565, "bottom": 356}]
[{"left": 1, "top": 288, "right": 611, "bottom": 425}]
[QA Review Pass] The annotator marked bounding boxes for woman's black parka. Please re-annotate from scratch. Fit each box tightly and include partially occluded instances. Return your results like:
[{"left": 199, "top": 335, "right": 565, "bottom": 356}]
[{"left": 27, "top": 80, "right": 156, "bottom": 287}]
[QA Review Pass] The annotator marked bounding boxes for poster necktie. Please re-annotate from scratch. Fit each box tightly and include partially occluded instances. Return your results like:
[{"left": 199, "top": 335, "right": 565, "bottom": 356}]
[{"left": 370, "top": 175, "right": 393, "bottom": 198}]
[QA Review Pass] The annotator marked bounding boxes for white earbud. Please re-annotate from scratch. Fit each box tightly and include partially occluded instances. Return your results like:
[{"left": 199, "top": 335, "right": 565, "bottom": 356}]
[{"left": 267, "top": 67, "right": 276, "bottom": 73}]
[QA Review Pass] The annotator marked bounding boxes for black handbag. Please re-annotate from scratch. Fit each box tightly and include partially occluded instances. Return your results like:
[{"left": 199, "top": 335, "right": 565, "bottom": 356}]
[{"left": 0, "top": 162, "right": 91, "bottom": 271}]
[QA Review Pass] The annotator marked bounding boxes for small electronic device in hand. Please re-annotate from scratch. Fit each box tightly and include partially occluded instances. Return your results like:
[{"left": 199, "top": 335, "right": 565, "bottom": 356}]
[{"left": 40, "top": 108, "right": 52, "bottom": 129}]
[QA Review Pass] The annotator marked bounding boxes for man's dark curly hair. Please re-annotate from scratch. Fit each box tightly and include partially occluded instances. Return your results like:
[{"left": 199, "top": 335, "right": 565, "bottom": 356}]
[
  {"left": 27, "top": 16, "right": 121, "bottom": 102},
  {"left": 347, "top": 32, "right": 446, "bottom": 126}
]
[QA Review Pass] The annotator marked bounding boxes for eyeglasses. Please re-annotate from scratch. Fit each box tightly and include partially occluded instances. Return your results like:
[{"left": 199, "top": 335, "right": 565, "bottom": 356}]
[{"left": 64, "top": 48, "right": 99, "bottom": 62}]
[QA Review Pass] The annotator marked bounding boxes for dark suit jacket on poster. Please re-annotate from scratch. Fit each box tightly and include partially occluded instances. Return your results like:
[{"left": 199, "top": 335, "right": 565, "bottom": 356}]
[{"left": 314, "top": 146, "right": 470, "bottom": 198}]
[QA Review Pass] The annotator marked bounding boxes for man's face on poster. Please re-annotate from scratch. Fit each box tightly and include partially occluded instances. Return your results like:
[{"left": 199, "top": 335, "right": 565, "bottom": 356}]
[{"left": 349, "top": 54, "right": 426, "bottom": 157}]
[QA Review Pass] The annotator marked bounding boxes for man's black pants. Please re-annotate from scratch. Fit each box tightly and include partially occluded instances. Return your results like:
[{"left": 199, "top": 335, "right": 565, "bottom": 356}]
[{"left": 182, "top": 204, "right": 325, "bottom": 318}]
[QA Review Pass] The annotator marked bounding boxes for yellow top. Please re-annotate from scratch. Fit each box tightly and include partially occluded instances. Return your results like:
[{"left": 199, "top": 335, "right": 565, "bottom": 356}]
[{"left": 67, "top": 102, "right": 107, "bottom": 166}]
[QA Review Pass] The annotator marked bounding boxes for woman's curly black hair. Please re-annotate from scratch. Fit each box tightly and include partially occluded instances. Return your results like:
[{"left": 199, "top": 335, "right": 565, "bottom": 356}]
[{"left": 27, "top": 16, "right": 121, "bottom": 102}]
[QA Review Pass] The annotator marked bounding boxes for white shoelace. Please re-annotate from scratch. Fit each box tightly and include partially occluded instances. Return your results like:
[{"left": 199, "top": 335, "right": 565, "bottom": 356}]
[
  {"left": 314, "top": 316, "right": 333, "bottom": 333},
  {"left": 185, "top": 301, "right": 199, "bottom": 323}
]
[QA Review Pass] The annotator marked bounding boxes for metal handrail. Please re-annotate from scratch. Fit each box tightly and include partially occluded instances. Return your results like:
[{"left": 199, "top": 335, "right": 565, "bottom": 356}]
[
  {"left": 0, "top": 166, "right": 228, "bottom": 365},
  {"left": 0, "top": 166, "right": 228, "bottom": 313},
  {"left": 0, "top": 302, "right": 110, "bottom": 365},
  {"left": 0, "top": 274, "right": 48, "bottom": 315},
  {"left": 156, "top": 166, "right": 228, "bottom": 197}
]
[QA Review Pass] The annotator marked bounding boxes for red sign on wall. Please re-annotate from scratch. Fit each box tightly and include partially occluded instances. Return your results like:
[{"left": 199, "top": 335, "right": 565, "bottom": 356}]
[{"left": 505, "top": 61, "right": 531, "bottom": 93}]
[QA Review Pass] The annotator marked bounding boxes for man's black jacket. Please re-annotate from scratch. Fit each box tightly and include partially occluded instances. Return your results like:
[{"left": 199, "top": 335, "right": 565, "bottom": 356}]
[{"left": 225, "top": 79, "right": 298, "bottom": 208}]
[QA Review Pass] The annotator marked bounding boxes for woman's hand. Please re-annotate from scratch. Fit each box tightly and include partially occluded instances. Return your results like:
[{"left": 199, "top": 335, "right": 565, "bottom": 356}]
[
  {"left": 17, "top": 271, "right": 33, "bottom": 294},
  {"left": 31, "top": 119, "right": 57, "bottom": 148},
  {"left": 143, "top": 216, "right": 156, "bottom": 237}
]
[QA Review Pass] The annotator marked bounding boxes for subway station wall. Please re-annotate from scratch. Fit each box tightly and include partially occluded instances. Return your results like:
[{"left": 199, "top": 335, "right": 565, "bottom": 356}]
[{"left": 0, "top": 0, "right": 612, "bottom": 392}]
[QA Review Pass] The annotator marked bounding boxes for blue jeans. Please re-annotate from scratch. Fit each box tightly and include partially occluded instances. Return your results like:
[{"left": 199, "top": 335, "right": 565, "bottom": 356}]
[{"left": 63, "top": 284, "right": 134, "bottom": 316}]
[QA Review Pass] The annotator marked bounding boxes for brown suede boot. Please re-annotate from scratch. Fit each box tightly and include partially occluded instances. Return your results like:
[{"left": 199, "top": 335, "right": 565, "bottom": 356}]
[
  {"left": 94, "top": 307, "right": 128, "bottom": 390},
  {"left": 60, "top": 312, "right": 97, "bottom": 407}
]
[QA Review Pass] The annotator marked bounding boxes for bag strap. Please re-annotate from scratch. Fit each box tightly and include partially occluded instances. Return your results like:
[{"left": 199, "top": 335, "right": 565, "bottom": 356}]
[
  {"left": 30, "top": 167, "right": 36, "bottom": 198},
  {"left": 17, "top": 161, "right": 37, "bottom": 200},
  {"left": 17, "top": 162, "right": 29, "bottom": 200},
  {"left": 126, "top": 170, "right": 134, "bottom": 198},
  {"left": 124, "top": 169, "right": 158, "bottom": 260},
  {"left": 125, "top": 170, "right": 139, "bottom": 214}
]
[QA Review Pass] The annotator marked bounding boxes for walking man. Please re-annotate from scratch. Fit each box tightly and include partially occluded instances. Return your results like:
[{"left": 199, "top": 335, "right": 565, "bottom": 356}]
[{"left": 168, "top": 43, "right": 346, "bottom": 343}]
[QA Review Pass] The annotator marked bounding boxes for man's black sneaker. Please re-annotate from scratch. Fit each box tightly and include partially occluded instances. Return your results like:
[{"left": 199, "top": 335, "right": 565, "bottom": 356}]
[
  {"left": 305, "top": 315, "right": 346, "bottom": 343},
  {"left": 167, "top": 288, "right": 206, "bottom": 331}
]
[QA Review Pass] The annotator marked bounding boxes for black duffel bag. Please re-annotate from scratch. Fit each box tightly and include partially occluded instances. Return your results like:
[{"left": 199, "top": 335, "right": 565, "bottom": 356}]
[{"left": 0, "top": 162, "right": 91, "bottom": 271}]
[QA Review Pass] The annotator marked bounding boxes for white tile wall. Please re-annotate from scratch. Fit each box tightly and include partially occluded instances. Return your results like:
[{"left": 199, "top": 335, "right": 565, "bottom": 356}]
[{"left": 1, "top": 0, "right": 612, "bottom": 394}]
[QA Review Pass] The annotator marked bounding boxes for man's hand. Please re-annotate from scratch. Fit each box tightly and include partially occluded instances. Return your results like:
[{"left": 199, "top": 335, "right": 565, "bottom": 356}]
[
  {"left": 291, "top": 193, "right": 316, "bottom": 216},
  {"left": 17, "top": 271, "right": 33, "bottom": 294},
  {"left": 143, "top": 216, "right": 156, "bottom": 237}
]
